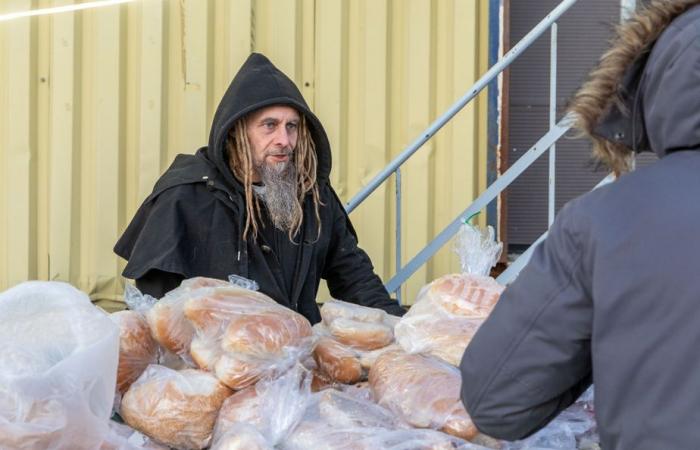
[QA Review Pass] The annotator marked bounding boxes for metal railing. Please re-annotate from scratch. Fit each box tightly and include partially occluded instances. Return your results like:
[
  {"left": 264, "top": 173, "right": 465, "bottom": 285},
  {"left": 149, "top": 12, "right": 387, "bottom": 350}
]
[{"left": 344, "top": 0, "right": 581, "bottom": 301}]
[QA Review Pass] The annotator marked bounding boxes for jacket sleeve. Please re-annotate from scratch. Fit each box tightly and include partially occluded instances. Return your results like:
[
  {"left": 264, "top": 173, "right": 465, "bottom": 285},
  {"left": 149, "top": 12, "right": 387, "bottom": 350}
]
[
  {"left": 322, "top": 191, "right": 405, "bottom": 317},
  {"left": 135, "top": 269, "right": 185, "bottom": 299},
  {"left": 460, "top": 200, "right": 593, "bottom": 440}
]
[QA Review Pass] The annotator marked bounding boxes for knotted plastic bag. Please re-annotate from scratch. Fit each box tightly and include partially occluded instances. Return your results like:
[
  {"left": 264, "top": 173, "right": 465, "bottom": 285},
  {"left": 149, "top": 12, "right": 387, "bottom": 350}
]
[{"left": 453, "top": 219, "right": 502, "bottom": 277}]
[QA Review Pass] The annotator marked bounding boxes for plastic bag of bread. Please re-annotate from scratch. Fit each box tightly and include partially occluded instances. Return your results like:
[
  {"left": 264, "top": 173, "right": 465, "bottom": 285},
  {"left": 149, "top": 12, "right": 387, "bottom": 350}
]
[
  {"left": 183, "top": 285, "right": 314, "bottom": 390},
  {"left": 145, "top": 277, "right": 232, "bottom": 364},
  {"left": 212, "top": 364, "right": 311, "bottom": 447},
  {"left": 111, "top": 310, "right": 159, "bottom": 394},
  {"left": 319, "top": 299, "right": 396, "bottom": 351},
  {"left": 210, "top": 423, "right": 273, "bottom": 450},
  {"left": 120, "top": 365, "right": 233, "bottom": 449},
  {"left": 100, "top": 420, "right": 169, "bottom": 450},
  {"left": 283, "top": 388, "right": 478, "bottom": 450},
  {"left": 410, "top": 273, "right": 503, "bottom": 318},
  {"left": 0, "top": 281, "right": 120, "bottom": 450},
  {"left": 395, "top": 273, "right": 503, "bottom": 366},
  {"left": 312, "top": 318, "right": 402, "bottom": 384},
  {"left": 502, "top": 387, "right": 597, "bottom": 450},
  {"left": 369, "top": 349, "right": 479, "bottom": 441},
  {"left": 313, "top": 336, "right": 364, "bottom": 384},
  {"left": 320, "top": 299, "right": 389, "bottom": 324}
]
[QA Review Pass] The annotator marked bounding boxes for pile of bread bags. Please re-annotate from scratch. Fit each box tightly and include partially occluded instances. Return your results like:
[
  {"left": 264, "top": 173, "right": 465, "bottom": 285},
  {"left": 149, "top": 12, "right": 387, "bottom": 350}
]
[
  {"left": 0, "top": 281, "right": 165, "bottom": 450},
  {"left": 0, "top": 223, "right": 597, "bottom": 449}
]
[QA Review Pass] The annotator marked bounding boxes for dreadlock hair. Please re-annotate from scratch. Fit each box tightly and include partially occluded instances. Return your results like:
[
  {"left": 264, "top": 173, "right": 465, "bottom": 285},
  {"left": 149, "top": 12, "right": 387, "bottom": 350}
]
[
  {"left": 568, "top": 0, "right": 700, "bottom": 174},
  {"left": 227, "top": 113, "right": 323, "bottom": 242}
]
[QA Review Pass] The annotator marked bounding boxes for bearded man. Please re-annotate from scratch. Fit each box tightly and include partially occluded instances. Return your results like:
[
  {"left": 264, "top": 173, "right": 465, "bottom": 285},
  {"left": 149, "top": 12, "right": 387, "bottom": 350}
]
[{"left": 114, "top": 53, "right": 404, "bottom": 323}]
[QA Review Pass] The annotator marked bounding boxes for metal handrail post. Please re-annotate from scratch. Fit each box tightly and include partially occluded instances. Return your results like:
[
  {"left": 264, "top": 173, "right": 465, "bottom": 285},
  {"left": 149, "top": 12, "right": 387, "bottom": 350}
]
[
  {"left": 345, "top": 0, "right": 579, "bottom": 214},
  {"left": 548, "top": 23, "right": 558, "bottom": 227},
  {"left": 395, "top": 168, "right": 402, "bottom": 305}
]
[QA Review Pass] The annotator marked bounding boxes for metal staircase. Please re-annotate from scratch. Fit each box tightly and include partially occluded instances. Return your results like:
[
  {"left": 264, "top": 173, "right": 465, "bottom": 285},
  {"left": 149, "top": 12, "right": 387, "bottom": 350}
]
[{"left": 344, "top": 0, "right": 613, "bottom": 301}]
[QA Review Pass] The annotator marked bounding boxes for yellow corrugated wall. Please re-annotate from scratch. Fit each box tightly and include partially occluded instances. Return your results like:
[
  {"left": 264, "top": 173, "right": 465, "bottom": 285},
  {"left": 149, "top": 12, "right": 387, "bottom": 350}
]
[{"left": 0, "top": 0, "right": 490, "bottom": 310}]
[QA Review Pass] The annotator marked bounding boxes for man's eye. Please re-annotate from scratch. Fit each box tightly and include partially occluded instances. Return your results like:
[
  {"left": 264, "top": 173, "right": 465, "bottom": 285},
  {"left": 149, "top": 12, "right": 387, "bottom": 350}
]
[
  {"left": 287, "top": 122, "right": 299, "bottom": 130},
  {"left": 263, "top": 122, "right": 276, "bottom": 130}
]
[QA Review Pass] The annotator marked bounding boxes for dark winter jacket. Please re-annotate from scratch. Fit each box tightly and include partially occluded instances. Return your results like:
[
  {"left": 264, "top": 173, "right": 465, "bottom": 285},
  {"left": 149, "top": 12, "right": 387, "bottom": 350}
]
[
  {"left": 114, "top": 53, "right": 404, "bottom": 323},
  {"left": 460, "top": 3, "right": 700, "bottom": 449}
]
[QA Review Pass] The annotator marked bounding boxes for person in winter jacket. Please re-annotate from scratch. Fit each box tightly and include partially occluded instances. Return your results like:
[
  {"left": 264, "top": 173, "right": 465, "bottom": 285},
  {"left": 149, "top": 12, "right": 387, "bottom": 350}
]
[
  {"left": 460, "top": 1, "right": 700, "bottom": 449},
  {"left": 114, "top": 53, "right": 405, "bottom": 323}
]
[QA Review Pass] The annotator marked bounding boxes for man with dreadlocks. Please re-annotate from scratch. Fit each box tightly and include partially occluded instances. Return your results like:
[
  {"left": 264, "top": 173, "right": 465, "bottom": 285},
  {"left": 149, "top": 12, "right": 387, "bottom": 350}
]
[
  {"left": 114, "top": 53, "right": 405, "bottom": 323},
  {"left": 460, "top": 1, "right": 700, "bottom": 448}
]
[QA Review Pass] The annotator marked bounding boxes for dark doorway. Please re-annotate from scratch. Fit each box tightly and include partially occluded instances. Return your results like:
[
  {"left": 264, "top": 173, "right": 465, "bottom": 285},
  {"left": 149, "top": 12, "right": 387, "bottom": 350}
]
[{"left": 502, "top": 0, "right": 651, "bottom": 249}]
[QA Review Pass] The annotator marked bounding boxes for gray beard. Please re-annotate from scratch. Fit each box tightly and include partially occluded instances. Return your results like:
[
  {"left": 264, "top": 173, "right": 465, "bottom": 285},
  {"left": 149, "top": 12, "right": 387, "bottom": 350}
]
[{"left": 255, "top": 161, "right": 300, "bottom": 232}]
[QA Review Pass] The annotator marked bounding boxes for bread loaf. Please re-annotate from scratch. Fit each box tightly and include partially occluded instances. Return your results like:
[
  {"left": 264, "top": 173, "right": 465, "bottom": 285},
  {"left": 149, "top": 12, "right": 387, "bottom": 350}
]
[
  {"left": 190, "top": 334, "right": 220, "bottom": 371},
  {"left": 395, "top": 315, "right": 484, "bottom": 367},
  {"left": 320, "top": 299, "right": 387, "bottom": 325},
  {"left": 358, "top": 343, "right": 401, "bottom": 371},
  {"left": 394, "top": 273, "right": 502, "bottom": 367},
  {"left": 328, "top": 318, "right": 393, "bottom": 350},
  {"left": 182, "top": 286, "right": 313, "bottom": 390},
  {"left": 121, "top": 365, "right": 233, "bottom": 449},
  {"left": 111, "top": 310, "right": 158, "bottom": 394},
  {"left": 183, "top": 287, "right": 279, "bottom": 331},
  {"left": 144, "top": 278, "right": 232, "bottom": 357},
  {"left": 418, "top": 273, "right": 503, "bottom": 318},
  {"left": 221, "top": 311, "right": 312, "bottom": 356},
  {"left": 313, "top": 337, "right": 363, "bottom": 384},
  {"left": 214, "top": 385, "right": 262, "bottom": 430},
  {"left": 214, "top": 353, "right": 269, "bottom": 390},
  {"left": 146, "top": 296, "right": 195, "bottom": 357},
  {"left": 369, "top": 349, "right": 478, "bottom": 441}
]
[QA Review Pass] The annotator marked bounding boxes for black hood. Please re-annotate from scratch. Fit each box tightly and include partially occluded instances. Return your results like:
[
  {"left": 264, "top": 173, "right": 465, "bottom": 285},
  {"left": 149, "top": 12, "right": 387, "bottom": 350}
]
[
  {"left": 638, "top": 5, "right": 700, "bottom": 157},
  {"left": 207, "top": 53, "right": 332, "bottom": 193}
]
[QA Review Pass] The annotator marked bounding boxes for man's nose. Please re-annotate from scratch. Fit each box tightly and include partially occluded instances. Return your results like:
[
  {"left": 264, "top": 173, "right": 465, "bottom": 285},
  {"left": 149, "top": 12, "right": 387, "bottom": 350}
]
[{"left": 274, "top": 126, "right": 291, "bottom": 148}]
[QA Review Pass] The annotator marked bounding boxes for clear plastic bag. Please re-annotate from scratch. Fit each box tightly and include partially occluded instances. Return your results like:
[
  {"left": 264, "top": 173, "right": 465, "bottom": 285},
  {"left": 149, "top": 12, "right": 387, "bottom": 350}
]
[
  {"left": 453, "top": 222, "right": 503, "bottom": 277},
  {"left": 212, "top": 364, "right": 312, "bottom": 448},
  {"left": 395, "top": 274, "right": 504, "bottom": 366},
  {"left": 320, "top": 299, "right": 388, "bottom": 325},
  {"left": 318, "top": 299, "right": 396, "bottom": 351},
  {"left": 120, "top": 364, "right": 233, "bottom": 450},
  {"left": 227, "top": 274, "right": 260, "bottom": 291},
  {"left": 183, "top": 285, "right": 315, "bottom": 390},
  {"left": 311, "top": 324, "right": 401, "bottom": 384},
  {"left": 143, "top": 277, "right": 233, "bottom": 366},
  {"left": 503, "top": 387, "right": 598, "bottom": 450},
  {"left": 124, "top": 283, "right": 158, "bottom": 313},
  {"left": 210, "top": 423, "right": 273, "bottom": 450},
  {"left": 100, "top": 420, "right": 169, "bottom": 450},
  {"left": 368, "top": 349, "right": 479, "bottom": 441},
  {"left": 110, "top": 310, "right": 159, "bottom": 394},
  {"left": 312, "top": 336, "right": 364, "bottom": 384},
  {"left": 283, "top": 387, "right": 480, "bottom": 450},
  {"left": 0, "top": 281, "right": 120, "bottom": 450}
]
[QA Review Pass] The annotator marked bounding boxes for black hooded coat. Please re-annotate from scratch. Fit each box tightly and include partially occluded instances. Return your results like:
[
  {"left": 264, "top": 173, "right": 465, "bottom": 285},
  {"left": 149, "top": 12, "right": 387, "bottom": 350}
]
[{"left": 114, "top": 53, "right": 404, "bottom": 323}]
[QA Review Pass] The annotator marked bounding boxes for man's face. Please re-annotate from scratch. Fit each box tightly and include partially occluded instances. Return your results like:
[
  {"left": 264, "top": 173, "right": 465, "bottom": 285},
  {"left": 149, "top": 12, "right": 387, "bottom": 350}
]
[{"left": 245, "top": 105, "right": 300, "bottom": 182}]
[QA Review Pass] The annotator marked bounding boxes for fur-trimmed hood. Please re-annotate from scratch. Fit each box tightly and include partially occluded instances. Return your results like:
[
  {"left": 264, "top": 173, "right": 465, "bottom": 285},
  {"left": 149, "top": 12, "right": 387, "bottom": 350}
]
[{"left": 569, "top": 0, "right": 700, "bottom": 173}]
